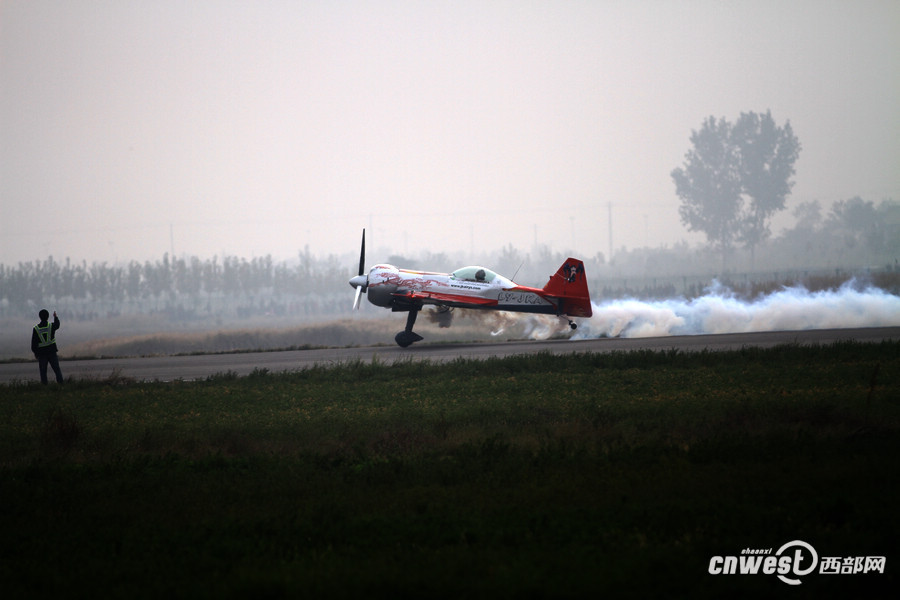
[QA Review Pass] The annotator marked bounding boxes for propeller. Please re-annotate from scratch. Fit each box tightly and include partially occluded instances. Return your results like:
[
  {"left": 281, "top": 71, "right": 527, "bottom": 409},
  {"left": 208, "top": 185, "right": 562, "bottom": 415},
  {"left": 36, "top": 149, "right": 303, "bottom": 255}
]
[{"left": 349, "top": 229, "right": 367, "bottom": 309}]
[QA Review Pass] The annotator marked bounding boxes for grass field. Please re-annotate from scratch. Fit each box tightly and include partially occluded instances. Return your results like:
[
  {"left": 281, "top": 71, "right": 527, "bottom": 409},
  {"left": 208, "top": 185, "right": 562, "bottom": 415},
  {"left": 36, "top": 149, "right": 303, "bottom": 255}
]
[{"left": 1, "top": 342, "right": 898, "bottom": 598}]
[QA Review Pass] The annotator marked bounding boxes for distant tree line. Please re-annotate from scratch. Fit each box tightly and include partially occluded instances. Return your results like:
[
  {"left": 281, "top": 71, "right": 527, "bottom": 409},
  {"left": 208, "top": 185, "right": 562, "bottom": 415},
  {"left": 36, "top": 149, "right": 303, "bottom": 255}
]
[
  {"left": 610, "top": 196, "right": 900, "bottom": 285},
  {"left": 780, "top": 196, "right": 900, "bottom": 260},
  {"left": 2, "top": 195, "right": 897, "bottom": 322},
  {"left": 0, "top": 251, "right": 352, "bottom": 321}
]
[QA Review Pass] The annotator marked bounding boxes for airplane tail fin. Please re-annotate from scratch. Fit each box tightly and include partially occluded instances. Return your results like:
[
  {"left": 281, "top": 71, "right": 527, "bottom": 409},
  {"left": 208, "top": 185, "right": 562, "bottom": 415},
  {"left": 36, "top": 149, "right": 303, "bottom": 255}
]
[{"left": 543, "top": 258, "right": 593, "bottom": 318}]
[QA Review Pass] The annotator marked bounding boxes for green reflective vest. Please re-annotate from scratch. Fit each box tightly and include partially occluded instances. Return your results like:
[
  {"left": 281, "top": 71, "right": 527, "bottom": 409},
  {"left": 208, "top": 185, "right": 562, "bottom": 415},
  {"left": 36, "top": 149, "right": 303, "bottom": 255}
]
[{"left": 34, "top": 323, "right": 56, "bottom": 348}]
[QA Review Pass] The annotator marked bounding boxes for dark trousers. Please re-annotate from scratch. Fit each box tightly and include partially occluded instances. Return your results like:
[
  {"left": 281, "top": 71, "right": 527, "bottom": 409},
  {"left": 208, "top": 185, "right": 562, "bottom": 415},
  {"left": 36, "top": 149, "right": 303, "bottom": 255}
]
[{"left": 38, "top": 353, "right": 64, "bottom": 384}]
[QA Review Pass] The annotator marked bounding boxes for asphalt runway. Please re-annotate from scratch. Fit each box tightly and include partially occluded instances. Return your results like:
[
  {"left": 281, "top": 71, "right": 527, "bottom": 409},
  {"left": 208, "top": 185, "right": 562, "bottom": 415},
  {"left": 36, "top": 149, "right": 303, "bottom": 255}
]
[{"left": 2, "top": 327, "right": 898, "bottom": 384}]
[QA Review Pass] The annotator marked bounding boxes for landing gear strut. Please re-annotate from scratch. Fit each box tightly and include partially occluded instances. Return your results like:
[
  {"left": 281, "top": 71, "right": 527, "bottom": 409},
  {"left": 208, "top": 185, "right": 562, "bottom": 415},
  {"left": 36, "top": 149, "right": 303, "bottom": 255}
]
[{"left": 395, "top": 308, "right": 424, "bottom": 347}]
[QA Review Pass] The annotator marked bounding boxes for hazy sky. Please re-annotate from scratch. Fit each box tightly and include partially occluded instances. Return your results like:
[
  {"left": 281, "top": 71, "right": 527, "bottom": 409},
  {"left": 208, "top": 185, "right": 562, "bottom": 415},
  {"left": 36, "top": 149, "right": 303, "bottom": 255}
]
[{"left": 2, "top": 0, "right": 898, "bottom": 266}]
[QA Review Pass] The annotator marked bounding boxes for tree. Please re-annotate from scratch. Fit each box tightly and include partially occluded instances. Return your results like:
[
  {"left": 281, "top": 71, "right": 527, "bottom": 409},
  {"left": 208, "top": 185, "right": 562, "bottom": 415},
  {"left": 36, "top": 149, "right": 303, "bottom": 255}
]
[
  {"left": 672, "top": 111, "right": 800, "bottom": 269},
  {"left": 792, "top": 200, "right": 822, "bottom": 232},
  {"left": 732, "top": 110, "right": 801, "bottom": 264},
  {"left": 671, "top": 116, "right": 742, "bottom": 270},
  {"left": 826, "top": 196, "right": 878, "bottom": 252}
]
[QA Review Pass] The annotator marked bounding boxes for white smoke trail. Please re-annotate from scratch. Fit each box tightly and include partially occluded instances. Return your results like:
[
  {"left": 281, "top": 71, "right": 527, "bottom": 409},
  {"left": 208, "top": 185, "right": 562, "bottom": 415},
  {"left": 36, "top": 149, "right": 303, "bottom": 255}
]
[
  {"left": 461, "top": 280, "right": 900, "bottom": 340},
  {"left": 574, "top": 280, "right": 900, "bottom": 339}
]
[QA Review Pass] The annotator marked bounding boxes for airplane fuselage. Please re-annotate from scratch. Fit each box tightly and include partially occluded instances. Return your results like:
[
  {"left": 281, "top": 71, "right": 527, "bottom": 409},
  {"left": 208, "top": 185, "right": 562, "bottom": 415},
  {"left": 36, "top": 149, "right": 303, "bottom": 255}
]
[{"left": 365, "top": 264, "right": 565, "bottom": 315}]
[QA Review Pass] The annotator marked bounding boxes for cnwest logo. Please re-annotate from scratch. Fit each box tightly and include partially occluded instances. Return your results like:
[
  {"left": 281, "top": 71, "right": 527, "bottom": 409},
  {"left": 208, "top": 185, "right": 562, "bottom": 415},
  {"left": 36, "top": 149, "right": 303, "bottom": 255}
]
[{"left": 708, "top": 540, "right": 886, "bottom": 585}]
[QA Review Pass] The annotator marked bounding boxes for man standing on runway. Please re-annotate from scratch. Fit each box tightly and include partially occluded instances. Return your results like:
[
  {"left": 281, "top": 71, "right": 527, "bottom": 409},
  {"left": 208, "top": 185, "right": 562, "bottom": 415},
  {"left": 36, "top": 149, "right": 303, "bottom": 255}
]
[{"left": 32, "top": 309, "right": 64, "bottom": 384}]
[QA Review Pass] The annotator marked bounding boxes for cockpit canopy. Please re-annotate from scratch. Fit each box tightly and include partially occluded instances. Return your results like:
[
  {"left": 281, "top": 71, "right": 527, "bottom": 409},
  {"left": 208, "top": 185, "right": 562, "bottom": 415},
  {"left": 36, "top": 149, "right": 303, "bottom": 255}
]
[{"left": 451, "top": 266, "right": 498, "bottom": 283}]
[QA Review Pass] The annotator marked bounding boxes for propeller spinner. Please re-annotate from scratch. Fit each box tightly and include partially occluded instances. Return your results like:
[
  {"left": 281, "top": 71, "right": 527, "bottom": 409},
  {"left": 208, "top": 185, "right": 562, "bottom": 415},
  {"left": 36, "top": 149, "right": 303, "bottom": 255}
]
[{"left": 349, "top": 229, "right": 367, "bottom": 309}]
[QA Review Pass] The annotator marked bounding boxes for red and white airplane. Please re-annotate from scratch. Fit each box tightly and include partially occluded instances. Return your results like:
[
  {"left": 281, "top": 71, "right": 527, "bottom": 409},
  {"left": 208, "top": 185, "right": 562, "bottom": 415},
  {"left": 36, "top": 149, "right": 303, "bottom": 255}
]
[{"left": 348, "top": 230, "right": 593, "bottom": 347}]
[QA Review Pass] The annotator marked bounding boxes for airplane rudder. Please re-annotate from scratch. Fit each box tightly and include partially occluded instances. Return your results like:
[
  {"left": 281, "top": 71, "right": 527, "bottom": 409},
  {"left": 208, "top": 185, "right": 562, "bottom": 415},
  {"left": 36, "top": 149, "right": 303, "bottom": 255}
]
[{"left": 545, "top": 258, "right": 590, "bottom": 296}]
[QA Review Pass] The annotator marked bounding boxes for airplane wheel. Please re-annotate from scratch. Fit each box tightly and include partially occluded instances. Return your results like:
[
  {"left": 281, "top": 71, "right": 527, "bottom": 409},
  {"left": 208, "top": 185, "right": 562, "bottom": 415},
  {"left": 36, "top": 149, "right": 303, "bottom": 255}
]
[
  {"left": 569, "top": 321, "right": 577, "bottom": 330},
  {"left": 395, "top": 331, "right": 424, "bottom": 347}
]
